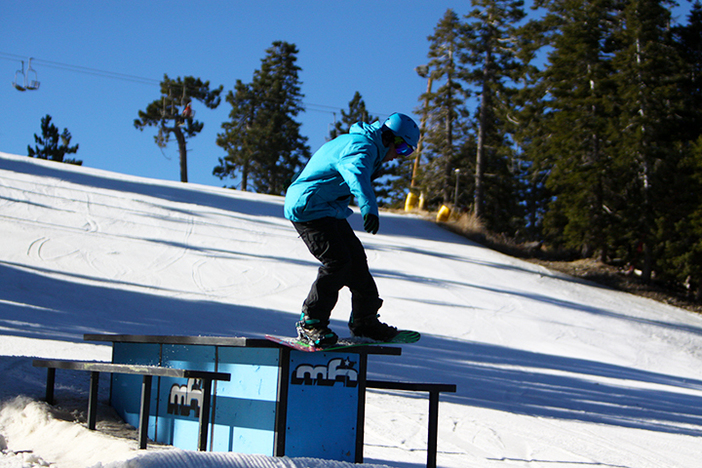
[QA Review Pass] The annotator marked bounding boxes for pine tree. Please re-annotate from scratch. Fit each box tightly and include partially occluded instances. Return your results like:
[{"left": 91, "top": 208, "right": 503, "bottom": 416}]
[
  {"left": 668, "top": 137, "right": 702, "bottom": 299},
  {"left": 610, "top": 0, "right": 685, "bottom": 280},
  {"left": 215, "top": 41, "right": 310, "bottom": 194},
  {"left": 418, "top": 9, "right": 468, "bottom": 208},
  {"left": 673, "top": 1, "right": 702, "bottom": 143},
  {"left": 657, "top": 136, "right": 702, "bottom": 298},
  {"left": 27, "top": 114, "right": 81, "bottom": 165},
  {"left": 461, "top": 0, "right": 527, "bottom": 232},
  {"left": 214, "top": 80, "right": 257, "bottom": 191},
  {"left": 134, "top": 75, "right": 222, "bottom": 183},
  {"left": 510, "top": 15, "right": 553, "bottom": 241},
  {"left": 328, "top": 91, "right": 377, "bottom": 140},
  {"left": 658, "top": 2, "right": 702, "bottom": 295},
  {"left": 535, "top": 0, "right": 620, "bottom": 258}
]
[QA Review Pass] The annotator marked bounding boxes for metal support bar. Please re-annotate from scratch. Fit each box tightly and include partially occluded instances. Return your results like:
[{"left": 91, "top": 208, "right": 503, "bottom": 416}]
[
  {"left": 45, "top": 368, "right": 56, "bottom": 405},
  {"left": 198, "top": 378, "right": 213, "bottom": 451},
  {"left": 427, "top": 390, "right": 441, "bottom": 468},
  {"left": 32, "top": 360, "right": 230, "bottom": 382},
  {"left": 87, "top": 371, "right": 100, "bottom": 430},
  {"left": 366, "top": 380, "right": 456, "bottom": 468},
  {"left": 273, "top": 347, "right": 290, "bottom": 457},
  {"left": 138, "top": 375, "right": 152, "bottom": 449},
  {"left": 355, "top": 353, "right": 368, "bottom": 464}
]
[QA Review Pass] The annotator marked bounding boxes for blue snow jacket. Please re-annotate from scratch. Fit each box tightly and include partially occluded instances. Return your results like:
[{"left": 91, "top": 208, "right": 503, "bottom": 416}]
[{"left": 284, "top": 121, "right": 388, "bottom": 223}]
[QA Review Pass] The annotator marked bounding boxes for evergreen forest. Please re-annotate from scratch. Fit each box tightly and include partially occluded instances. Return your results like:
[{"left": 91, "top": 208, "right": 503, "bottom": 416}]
[
  {"left": 418, "top": 0, "right": 702, "bottom": 299},
  {"left": 39, "top": 1, "right": 702, "bottom": 299}
]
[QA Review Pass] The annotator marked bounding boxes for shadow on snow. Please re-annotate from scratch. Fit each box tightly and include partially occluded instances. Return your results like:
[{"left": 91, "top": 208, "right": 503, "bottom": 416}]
[
  {"left": 369, "top": 333, "right": 702, "bottom": 438},
  {"left": 3, "top": 262, "right": 702, "bottom": 438}
]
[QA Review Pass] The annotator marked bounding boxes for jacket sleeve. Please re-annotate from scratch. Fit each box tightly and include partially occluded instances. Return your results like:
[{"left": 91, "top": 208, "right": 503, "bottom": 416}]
[{"left": 336, "top": 143, "right": 379, "bottom": 218}]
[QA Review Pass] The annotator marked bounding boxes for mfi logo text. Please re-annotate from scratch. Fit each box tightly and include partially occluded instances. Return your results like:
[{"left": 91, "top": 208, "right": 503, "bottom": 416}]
[
  {"left": 167, "top": 378, "right": 203, "bottom": 417},
  {"left": 292, "top": 357, "right": 358, "bottom": 387}
]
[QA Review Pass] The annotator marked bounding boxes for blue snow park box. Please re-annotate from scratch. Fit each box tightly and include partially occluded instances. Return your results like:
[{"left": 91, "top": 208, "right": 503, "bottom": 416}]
[
  {"left": 84, "top": 335, "right": 401, "bottom": 462},
  {"left": 284, "top": 350, "right": 361, "bottom": 461}
]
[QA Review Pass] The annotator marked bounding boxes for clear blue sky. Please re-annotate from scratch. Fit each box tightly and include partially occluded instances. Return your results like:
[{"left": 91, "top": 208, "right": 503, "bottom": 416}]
[{"left": 1, "top": 1, "right": 694, "bottom": 187}]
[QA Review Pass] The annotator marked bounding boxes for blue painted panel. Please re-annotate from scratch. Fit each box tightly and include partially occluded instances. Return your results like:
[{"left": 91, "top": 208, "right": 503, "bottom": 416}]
[
  {"left": 110, "top": 342, "right": 160, "bottom": 438},
  {"left": 213, "top": 347, "right": 280, "bottom": 454},
  {"left": 285, "top": 350, "right": 360, "bottom": 461},
  {"left": 158, "top": 344, "right": 217, "bottom": 449},
  {"left": 161, "top": 344, "right": 216, "bottom": 371}
]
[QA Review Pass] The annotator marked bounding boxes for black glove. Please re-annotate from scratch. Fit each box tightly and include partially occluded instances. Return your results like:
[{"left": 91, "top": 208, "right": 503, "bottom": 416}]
[{"left": 363, "top": 214, "right": 379, "bottom": 235}]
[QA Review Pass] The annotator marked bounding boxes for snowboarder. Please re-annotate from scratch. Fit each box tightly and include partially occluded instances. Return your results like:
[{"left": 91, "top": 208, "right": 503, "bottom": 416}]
[{"left": 284, "top": 112, "right": 420, "bottom": 347}]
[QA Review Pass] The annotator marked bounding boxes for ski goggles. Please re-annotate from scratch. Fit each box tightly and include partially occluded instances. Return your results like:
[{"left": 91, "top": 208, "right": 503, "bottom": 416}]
[{"left": 394, "top": 136, "right": 415, "bottom": 156}]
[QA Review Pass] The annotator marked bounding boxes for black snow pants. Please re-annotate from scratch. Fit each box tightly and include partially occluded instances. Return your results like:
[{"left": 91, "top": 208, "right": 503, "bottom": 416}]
[{"left": 292, "top": 217, "right": 382, "bottom": 325}]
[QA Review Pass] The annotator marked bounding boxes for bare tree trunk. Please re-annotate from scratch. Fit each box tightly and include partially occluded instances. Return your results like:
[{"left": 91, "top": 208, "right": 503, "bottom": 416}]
[
  {"left": 174, "top": 126, "right": 188, "bottom": 183},
  {"left": 475, "top": 50, "right": 491, "bottom": 219},
  {"left": 241, "top": 160, "right": 249, "bottom": 191}
]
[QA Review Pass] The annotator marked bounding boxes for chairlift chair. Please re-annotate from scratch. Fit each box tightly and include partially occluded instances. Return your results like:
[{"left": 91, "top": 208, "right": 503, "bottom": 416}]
[
  {"left": 12, "top": 61, "right": 26, "bottom": 91},
  {"left": 25, "top": 58, "right": 39, "bottom": 90},
  {"left": 11, "top": 58, "right": 40, "bottom": 91}
]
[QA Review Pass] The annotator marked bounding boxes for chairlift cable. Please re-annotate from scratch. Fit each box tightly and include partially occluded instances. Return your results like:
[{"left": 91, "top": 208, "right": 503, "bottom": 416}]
[
  {"left": 2, "top": 51, "right": 389, "bottom": 118},
  {"left": 0, "top": 52, "right": 159, "bottom": 86}
]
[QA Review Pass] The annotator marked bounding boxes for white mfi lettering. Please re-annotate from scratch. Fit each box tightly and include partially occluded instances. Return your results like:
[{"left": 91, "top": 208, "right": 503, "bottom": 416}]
[
  {"left": 293, "top": 358, "right": 358, "bottom": 386},
  {"left": 169, "top": 378, "right": 202, "bottom": 408},
  {"left": 328, "top": 358, "right": 357, "bottom": 382}
]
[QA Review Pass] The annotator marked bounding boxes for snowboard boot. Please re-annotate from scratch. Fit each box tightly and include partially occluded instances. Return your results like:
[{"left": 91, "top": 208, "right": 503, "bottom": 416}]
[
  {"left": 296, "top": 314, "right": 338, "bottom": 347},
  {"left": 348, "top": 314, "right": 399, "bottom": 342}
]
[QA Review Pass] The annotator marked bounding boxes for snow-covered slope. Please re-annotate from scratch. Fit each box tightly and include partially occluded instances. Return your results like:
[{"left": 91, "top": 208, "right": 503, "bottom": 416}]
[{"left": 1, "top": 151, "right": 702, "bottom": 468}]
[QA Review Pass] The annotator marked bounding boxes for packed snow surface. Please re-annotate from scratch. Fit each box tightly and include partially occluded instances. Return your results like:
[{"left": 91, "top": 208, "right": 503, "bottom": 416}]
[{"left": 1, "top": 151, "right": 701, "bottom": 467}]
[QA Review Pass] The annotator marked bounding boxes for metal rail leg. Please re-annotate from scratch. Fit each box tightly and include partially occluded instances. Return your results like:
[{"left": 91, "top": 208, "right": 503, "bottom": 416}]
[
  {"left": 87, "top": 371, "right": 100, "bottom": 430},
  {"left": 138, "top": 375, "right": 152, "bottom": 449}
]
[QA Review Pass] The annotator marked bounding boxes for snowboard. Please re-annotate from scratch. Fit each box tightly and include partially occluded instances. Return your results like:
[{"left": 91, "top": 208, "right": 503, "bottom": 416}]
[{"left": 265, "top": 330, "right": 420, "bottom": 352}]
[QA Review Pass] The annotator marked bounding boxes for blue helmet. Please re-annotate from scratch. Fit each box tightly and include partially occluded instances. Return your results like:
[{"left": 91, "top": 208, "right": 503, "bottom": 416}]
[{"left": 383, "top": 113, "right": 420, "bottom": 149}]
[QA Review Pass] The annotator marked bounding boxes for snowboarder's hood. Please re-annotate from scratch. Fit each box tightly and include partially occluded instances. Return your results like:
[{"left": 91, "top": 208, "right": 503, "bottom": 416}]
[{"left": 349, "top": 121, "right": 389, "bottom": 166}]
